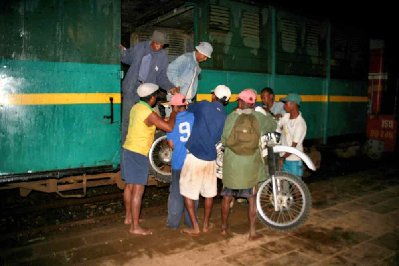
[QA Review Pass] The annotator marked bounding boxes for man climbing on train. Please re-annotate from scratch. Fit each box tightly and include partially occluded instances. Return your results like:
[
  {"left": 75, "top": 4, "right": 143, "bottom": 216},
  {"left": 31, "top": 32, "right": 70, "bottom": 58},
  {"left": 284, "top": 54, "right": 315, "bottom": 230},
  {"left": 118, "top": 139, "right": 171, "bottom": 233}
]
[
  {"left": 167, "top": 42, "right": 213, "bottom": 102},
  {"left": 120, "top": 30, "right": 179, "bottom": 143}
]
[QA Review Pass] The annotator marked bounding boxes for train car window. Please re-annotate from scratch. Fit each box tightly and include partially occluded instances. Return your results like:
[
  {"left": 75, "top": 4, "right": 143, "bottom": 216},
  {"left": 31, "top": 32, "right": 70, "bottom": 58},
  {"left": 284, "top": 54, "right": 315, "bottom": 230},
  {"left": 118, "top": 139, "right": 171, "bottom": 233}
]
[
  {"left": 331, "top": 26, "right": 368, "bottom": 79},
  {"left": 201, "top": 2, "right": 271, "bottom": 73},
  {"left": 209, "top": 5, "right": 230, "bottom": 32},
  {"left": 276, "top": 11, "right": 326, "bottom": 77}
]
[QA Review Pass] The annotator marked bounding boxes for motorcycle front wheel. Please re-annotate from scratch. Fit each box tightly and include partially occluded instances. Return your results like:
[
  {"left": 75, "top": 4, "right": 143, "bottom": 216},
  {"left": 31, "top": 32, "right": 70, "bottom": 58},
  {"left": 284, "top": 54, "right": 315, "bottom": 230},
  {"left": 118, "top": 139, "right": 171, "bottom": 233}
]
[{"left": 256, "top": 171, "right": 311, "bottom": 231}]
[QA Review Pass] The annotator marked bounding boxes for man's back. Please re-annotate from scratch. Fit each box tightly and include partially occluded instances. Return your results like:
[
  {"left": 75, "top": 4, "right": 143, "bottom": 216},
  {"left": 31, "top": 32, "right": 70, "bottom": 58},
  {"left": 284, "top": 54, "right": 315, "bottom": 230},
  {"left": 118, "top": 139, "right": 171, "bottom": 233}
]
[
  {"left": 167, "top": 111, "right": 195, "bottom": 170},
  {"left": 222, "top": 110, "right": 277, "bottom": 189},
  {"left": 185, "top": 101, "right": 226, "bottom": 161}
]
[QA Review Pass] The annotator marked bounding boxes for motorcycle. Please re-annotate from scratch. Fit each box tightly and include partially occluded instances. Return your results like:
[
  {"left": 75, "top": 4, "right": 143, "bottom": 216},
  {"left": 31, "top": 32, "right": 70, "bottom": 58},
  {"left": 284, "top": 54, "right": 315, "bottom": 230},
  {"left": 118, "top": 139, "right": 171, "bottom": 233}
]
[
  {"left": 255, "top": 132, "right": 315, "bottom": 231},
  {"left": 148, "top": 100, "right": 316, "bottom": 231}
]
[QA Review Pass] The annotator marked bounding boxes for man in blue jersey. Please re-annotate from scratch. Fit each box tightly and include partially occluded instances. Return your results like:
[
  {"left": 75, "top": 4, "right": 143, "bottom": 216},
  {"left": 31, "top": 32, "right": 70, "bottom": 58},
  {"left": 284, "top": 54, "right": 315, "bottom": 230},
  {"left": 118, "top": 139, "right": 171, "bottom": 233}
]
[
  {"left": 166, "top": 93, "right": 197, "bottom": 228},
  {"left": 180, "top": 85, "right": 231, "bottom": 236}
]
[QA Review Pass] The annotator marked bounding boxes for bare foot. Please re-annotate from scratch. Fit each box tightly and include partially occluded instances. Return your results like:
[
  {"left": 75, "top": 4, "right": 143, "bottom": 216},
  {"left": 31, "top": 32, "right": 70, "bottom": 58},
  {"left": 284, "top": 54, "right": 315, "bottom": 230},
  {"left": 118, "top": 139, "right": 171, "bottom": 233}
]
[
  {"left": 248, "top": 233, "right": 263, "bottom": 241},
  {"left": 221, "top": 225, "right": 229, "bottom": 236},
  {"left": 129, "top": 226, "right": 152, "bottom": 236},
  {"left": 203, "top": 222, "right": 214, "bottom": 233},
  {"left": 181, "top": 228, "right": 200, "bottom": 236},
  {"left": 124, "top": 218, "right": 132, "bottom": 225}
]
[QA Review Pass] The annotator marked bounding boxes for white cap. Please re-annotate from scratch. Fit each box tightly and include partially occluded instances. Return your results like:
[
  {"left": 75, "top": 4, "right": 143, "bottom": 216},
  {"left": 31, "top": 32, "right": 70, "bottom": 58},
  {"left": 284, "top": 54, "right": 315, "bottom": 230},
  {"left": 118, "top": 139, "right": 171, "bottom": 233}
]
[
  {"left": 137, "top": 83, "right": 159, "bottom": 97},
  {"left": 213, "top": 85, "right": 231, "bottom": 101},
  {"left": 195, "top": 42, "right": 213, "bottom": 58}
]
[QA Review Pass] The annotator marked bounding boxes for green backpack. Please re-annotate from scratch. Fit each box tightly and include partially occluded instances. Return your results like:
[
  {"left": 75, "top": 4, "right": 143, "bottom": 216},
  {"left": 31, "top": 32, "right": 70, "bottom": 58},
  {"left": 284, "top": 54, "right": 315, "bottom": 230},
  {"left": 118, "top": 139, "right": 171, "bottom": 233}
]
[{"left": 226, "top": 112, "right": 260, "bottom": 155}]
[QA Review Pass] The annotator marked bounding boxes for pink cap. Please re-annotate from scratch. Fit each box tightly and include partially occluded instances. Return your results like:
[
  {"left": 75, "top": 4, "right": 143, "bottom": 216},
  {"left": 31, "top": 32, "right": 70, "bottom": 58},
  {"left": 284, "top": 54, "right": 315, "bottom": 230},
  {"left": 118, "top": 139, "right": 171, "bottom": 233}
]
[
  {"left": 170, "top": 93, "right": 188, "bottom": 106},
  {"left": 238, "top": 89, "right": 257, "bottom": 104}
]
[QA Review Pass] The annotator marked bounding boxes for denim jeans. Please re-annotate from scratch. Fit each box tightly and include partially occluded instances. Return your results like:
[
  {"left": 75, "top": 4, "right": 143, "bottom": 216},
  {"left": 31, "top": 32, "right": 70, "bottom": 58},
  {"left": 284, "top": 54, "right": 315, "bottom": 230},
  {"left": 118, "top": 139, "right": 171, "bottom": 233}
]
[{"left": 167, "top": 169, "right": 199, "bottom": 228}]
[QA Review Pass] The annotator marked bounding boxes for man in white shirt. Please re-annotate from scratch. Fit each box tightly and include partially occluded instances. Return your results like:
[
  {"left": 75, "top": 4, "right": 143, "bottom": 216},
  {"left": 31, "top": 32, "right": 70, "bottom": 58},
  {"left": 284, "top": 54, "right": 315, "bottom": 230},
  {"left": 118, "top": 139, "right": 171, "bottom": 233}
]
[{"left": 276, "top": 93, "right": 307, "bottom": 178}]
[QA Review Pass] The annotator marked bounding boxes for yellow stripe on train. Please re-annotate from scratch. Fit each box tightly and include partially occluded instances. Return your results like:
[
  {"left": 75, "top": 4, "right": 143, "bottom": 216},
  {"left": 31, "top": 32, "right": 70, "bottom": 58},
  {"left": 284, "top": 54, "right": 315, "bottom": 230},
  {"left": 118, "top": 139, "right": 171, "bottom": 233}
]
[
  {"left": 4, "top": 93, "right": 121, "bottom": 105},
  {"left": 1, "top": 93, "right": 367, "bottom": 106},
  {"left": 197, "top": 94, "right": 367, "bottom": 103}
]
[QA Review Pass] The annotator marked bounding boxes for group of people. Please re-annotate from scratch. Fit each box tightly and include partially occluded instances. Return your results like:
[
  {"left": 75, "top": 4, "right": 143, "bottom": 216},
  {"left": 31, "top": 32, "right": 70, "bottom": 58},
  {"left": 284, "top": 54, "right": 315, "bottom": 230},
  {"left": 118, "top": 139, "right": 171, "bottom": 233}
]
[{"left": 120, "top": 30, "right": 307, "bottom": 238}]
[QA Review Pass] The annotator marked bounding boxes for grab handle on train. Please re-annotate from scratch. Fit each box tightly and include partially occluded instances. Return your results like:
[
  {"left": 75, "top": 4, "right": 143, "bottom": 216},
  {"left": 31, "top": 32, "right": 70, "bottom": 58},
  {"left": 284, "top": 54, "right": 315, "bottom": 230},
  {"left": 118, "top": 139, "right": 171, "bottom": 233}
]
[{"left": 103, "top": 97, "right": 114, "bottom": 124}]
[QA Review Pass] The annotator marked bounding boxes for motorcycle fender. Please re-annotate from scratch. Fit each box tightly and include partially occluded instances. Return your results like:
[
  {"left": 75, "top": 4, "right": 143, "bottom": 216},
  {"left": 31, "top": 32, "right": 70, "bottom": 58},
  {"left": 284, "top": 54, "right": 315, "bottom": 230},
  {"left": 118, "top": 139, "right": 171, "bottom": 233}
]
[{"left": 272, "top": 146, "right": 317, "bottom": 171}]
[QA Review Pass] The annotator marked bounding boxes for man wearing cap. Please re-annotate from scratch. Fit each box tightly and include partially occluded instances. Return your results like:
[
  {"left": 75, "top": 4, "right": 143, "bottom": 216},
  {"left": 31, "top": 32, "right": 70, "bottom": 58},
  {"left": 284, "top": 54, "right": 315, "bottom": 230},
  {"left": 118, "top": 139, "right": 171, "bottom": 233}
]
[
  {"left": 165, "top": 93, "right": 198, "bottom": 229},
  {"left": 167, "top": 42, "right": 213, "bottom": 101},
  {"left": 277, "top": 93, "right": 307, "bottom": 178},
  {"left": 120, "top": 30, "right": 178, "bottom": 143},
  {"left": 122, "top": 83, "right": 177, "bottom": 235},
  {"left": 179, "top": 85, "right": 231, "bottom": 236},
  {"left": 220, "top": 89, "right": 277, "bottom": 240}
]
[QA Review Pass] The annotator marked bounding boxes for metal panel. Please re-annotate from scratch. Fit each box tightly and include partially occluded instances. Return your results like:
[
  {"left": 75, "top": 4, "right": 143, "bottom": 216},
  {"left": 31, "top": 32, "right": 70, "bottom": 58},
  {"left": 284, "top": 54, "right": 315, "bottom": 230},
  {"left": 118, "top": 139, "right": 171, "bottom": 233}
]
[
  {"left": 0, "top": 0, "right": 120, "bottom": 64},
  {"left": 0, "top": 0, "right": 121, "bottom": 178},
  {"left": 0, "top": 59, "right": 121, "bottom": 176}
]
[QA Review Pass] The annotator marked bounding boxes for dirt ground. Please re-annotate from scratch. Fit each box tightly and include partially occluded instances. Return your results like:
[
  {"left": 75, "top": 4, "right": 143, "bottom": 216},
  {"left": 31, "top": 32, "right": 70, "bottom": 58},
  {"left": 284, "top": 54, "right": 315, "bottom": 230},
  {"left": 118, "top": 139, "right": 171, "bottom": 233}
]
[{"left": 1, "top": 156, "right": 399, "bottom": 265}]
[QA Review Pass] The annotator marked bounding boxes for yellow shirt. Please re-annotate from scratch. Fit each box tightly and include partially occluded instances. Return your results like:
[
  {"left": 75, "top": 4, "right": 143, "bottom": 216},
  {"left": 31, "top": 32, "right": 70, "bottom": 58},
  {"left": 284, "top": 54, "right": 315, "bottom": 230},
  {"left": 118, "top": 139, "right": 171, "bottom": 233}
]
[{"left": 123, "top": 101, "right": 156, "bottom": 156}]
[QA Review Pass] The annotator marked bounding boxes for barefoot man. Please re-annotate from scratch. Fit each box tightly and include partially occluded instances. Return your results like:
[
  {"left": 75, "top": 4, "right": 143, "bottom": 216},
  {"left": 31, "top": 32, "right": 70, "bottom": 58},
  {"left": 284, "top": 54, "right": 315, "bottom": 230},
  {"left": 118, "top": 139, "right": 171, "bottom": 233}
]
[
  {"left": 122, "top": 83, "right": 176, "bottom": 235},
  {"left": 180, "top": 85, "right": 231, "bottom": 235},
  {"left": 220, "top": 89, "right": 276, "bottom": 240}
]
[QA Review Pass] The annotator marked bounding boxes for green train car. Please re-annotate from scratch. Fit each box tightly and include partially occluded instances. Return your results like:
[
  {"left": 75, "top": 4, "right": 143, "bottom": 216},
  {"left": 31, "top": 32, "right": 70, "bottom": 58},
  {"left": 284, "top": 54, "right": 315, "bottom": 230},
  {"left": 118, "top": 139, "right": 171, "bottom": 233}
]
[{"left": 0, "top": 0, "right": 368, "bottom": 195}]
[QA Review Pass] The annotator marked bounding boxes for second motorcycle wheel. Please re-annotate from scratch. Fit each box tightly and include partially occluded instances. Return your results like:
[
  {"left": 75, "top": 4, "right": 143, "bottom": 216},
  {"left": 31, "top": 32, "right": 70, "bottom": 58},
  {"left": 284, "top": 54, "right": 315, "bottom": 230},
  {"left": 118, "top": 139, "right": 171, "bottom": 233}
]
[{"left": 148, "top": 131, "right": 172, "bottom": 183}]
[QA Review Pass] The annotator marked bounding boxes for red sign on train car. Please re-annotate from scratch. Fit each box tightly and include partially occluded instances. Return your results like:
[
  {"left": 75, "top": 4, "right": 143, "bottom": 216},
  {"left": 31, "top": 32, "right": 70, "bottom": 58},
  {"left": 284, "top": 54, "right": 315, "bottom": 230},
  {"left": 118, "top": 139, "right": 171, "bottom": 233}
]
[{"left": 367, "top": 115, "right": 397, "bottom": 152}]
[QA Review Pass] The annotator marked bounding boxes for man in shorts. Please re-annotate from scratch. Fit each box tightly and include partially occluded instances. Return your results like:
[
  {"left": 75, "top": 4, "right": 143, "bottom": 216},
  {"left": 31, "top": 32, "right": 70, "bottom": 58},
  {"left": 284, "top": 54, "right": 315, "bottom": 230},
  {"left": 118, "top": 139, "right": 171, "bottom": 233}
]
[
  {"left": 277, "top": 93, "right": 307, "bottom": 178},
  {"left": 166, "top": 93, "right": 198, "bottom": 228},
  {"left": 122, "top": 83, "right": 177, "bottom": 235},
  {"left": 220, "top": 89, "right": 277, "bottom": 240},
  {"left": 180, "top": 85, "right": 231, "bottom": 235}
]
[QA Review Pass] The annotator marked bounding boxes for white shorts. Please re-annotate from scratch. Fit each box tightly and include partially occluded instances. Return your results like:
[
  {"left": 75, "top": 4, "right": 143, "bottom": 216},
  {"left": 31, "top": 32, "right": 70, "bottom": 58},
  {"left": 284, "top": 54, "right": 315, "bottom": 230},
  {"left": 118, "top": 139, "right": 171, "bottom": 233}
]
[{"left": 180, "top": 153, "right": 217, "bottom": 200}]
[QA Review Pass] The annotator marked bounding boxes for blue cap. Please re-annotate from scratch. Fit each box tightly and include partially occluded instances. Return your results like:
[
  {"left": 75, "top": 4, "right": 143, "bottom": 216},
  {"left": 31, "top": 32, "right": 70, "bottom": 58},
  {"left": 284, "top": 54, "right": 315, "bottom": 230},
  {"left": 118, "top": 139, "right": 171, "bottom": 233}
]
[{"left": 281, "top": 93, "right": 301, "bottom": 106}]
